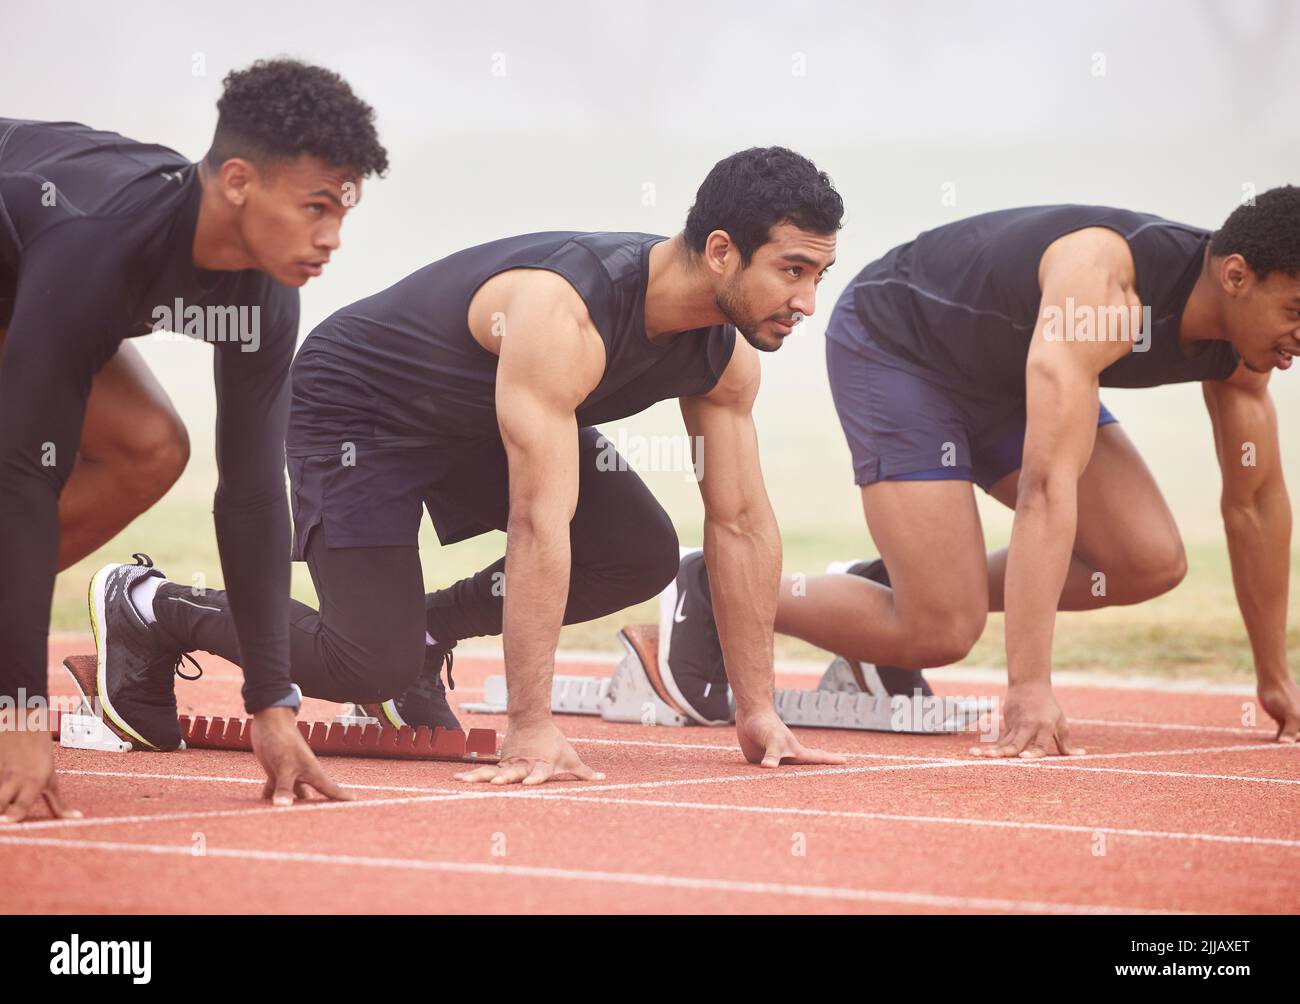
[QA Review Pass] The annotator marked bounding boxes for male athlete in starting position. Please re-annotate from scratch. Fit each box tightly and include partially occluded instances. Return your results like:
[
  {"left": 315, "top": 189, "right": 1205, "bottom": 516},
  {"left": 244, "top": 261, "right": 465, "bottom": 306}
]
[
  {"left": 0, "top": 60, "right": 387, "bottom": 822},
  {"left": 662, "top": 193, "right": 1300, "bottom": 752},
  {"left": 97, "top": 147, "right": 848, "bottom": 784}
]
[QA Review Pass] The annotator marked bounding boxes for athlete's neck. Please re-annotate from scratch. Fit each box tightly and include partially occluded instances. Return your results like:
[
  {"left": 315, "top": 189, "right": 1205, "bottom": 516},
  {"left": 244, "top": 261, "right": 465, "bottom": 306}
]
[
  {"left": 644, "top": 234, "right": 730, "bottom": 342},
  {"left": 191, "top": 164, "right": 259, "bottom": 272},
  {"left": 1179, "top": 245, "right": 1226, "bottom": 347}
]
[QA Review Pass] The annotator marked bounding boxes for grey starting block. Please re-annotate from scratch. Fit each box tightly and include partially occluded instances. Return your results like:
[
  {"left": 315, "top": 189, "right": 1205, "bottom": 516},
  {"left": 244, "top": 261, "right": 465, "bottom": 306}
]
[
  {"left": 461, "top": 628, "right": 691, "bottom": 726},
  {"left": 462, "top": 632, "right": 992, "bottom": 733}
]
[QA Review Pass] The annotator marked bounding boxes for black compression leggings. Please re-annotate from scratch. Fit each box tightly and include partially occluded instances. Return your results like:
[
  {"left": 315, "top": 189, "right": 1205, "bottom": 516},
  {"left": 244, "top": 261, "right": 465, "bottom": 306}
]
[{"left": 154, "top": 449, "right": 681, "bottom": 703}]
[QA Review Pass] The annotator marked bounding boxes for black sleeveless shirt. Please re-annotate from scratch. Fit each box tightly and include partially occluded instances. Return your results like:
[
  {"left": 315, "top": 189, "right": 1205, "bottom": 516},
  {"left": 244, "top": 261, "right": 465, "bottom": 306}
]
[
  {"left": 829, "top": 205, "right": 1239, "bottom": 395},
  {"left": 288, "top": 231, "right": 737, "bottom": 452}
]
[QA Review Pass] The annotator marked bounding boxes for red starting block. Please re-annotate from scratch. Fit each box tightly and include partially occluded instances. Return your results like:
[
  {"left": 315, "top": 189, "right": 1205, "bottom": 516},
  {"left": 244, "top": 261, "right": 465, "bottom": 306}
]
[
  {"left": 180, "top": 715, "right": 499, "bottom": 763},
  {"left": 57, "top": 655, "right": 498, "bottom": 763}
]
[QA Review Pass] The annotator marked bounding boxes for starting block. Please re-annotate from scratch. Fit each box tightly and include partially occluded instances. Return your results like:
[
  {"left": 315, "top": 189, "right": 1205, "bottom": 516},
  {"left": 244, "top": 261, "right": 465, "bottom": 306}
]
[
  {"left": 59, "top": 712, "right": 131, "bottom": 752},
  {"left": 57, "top": 655, "right": 498, "bottom": 763},
  {"left": 463, "top": 626, "right": 993, "bottom": 734},
  {"left": 462, "top": 624, "right": 692, "bottom": 726}
]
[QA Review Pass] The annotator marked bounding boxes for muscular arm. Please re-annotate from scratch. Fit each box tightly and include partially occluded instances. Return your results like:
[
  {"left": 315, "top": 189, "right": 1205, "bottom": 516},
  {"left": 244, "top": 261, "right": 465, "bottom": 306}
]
[
  {"left": 992, "top": 229, "right": 1135, "bottom": 755},
  {"left": 492, "top": 272, "right": 604, "bottom": 724},
  {"left": 1204, "top": 365, "right": 1298, "bottom": 738},
  {"left": 679, "top": 339, "right": 780, "bottom": 716},
  {"left": 679, "top": 338, "right": 843, "bottom": 769},
  {"left": 211, "top": 292, "right": 297, "bottom": 713}
]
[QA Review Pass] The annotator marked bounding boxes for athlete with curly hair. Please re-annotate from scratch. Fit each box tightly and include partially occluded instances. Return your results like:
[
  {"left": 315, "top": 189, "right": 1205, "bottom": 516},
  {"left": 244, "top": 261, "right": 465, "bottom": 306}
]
[{"left": 0, "top": 58, "right": 388, "bottom": 822}]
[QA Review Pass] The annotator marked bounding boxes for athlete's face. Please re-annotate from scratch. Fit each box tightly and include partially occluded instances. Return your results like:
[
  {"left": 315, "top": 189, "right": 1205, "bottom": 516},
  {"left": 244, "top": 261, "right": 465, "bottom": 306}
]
[
  {"left": 1218, "top": 255, "right": 1300, "bottom": 373},
  {"left": 234, "top": 155, "right": 360, "bottom": 288},
  {"left": 712, "top": 223, "right": 837, "bottom": 352}
]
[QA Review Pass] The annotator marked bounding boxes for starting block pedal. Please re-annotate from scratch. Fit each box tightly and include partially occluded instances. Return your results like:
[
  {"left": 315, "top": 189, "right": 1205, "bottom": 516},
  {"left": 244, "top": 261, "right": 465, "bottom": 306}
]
[
  {"left": 59, "top": 712, "right": 131, "bottom": 752},
  {"left": 601, "top": 625, "right": 692, "bottom": 726},
  {"left": 463, "top": 627, "right": 993, "bottom": 734},
  {"left": 462, "top": 625, "right": 691, "bottom": 727},
  {"left": 334, "top": 704, "right": 382, "bottom": 728}
]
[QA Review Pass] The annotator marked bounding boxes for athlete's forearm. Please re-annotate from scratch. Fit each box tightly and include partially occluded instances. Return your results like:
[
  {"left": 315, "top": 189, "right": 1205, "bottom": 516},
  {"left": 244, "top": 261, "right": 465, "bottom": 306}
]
[
  {"left": 501, "top": 514, "right": 571, "bottom": 724},
  {"left": 1222, "top": 481, "right": 1292, "bottom": 686},
  {"left": 213, "top": 489, "right": 294, "bottom": 713},
  {"left": 1004, "top": 480, "right": 1078, "bottom": 688},
  {"left": 703, "top": 508, "right": 780, "bottom": 716}
]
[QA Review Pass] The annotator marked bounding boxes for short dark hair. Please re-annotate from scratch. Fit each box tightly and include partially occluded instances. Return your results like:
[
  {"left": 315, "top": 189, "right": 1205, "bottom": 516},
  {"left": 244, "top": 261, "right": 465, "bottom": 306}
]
[
  {"left": 1210, "top": 185, "right": 1300, "bottom": 279},
  {"left": 683, "top": 147, "right": 844, "bottom": 264},
  {"left": 204, "top": 58, "right": 389, "bottom": 178}
]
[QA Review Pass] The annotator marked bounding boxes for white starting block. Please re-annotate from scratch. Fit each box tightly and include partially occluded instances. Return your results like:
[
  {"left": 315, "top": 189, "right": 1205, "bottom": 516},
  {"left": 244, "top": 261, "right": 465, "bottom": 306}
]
[
  {"left": 334, "top": 704, "right": 382, "bottom": 727},
  {"left": 59, "top": 713, "right": 133, "bottom": 752},
  {"left": 462, "top": 629, "right": 993, "bottom": 734}
]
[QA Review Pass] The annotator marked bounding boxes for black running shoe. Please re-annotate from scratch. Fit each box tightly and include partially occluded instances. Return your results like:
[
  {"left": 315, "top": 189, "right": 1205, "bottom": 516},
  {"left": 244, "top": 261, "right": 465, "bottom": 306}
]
[
  {"left": 656, "top": 548, "right": 731, "bottom": 725},
  {"left": 85, "top": 554, "right": 201, "bottom": 752},
  {"left": 364, "top": 640, "right": 460, "bottom": 731},
  {"left": 825, "top": 557, "right": 934, "bottom": 697}
]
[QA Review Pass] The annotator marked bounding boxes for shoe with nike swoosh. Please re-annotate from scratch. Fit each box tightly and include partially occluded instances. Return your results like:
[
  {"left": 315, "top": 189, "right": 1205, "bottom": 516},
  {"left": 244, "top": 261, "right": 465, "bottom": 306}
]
[{"left": 656, "top": 547, "right": 731, "bottom": 725}]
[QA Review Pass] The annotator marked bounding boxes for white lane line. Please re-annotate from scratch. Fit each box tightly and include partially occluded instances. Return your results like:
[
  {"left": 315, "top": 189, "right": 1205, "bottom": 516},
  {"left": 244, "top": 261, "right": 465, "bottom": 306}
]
[
  {"left": 20, "top": 763, "right": 970, "bottom": 833},
  {"left": 566, "top": 734, "right": 1291, "bottom": 761},
  {"left": 525, "top": 793, "right": 1300, "bottom": 849},
  {"left": 1071, "top": 718, "right": 1271, "bottom": 736},
  {"left": 4, "top": 791, "right": 487, "bottom": 832},
  {"left": 55, "top": 769, "right": 458, "bottom": 794},
  {"left": 18, "top": 771, "right": 1299, "bottom": 853},
  {"left": 25, "top": 741, "right": 1292, "bottom": 836},
  {"left": 1014, "top": 764, "right": 1300, "bottom": 785},
  {"left": 0, "top": 834, "right": 1180, "bottom": 914}
]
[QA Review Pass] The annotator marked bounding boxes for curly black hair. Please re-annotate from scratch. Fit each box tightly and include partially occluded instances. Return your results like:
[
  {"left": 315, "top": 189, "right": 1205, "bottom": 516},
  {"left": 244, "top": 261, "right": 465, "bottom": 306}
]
[
  {"left": 204, "top": 58, "right": 388, "bottom": 178},
  {"left": 683, "top": 147, "right": 843, "bottom": 264},
  {"left": 1210, "top": 185, "right": 1300, "bottom": 279}
]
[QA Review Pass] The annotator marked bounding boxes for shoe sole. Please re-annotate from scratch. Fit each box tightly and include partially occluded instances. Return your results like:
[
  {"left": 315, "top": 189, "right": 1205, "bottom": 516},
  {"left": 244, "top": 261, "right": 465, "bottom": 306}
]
[
  {"left": 87, "top": 564, "right": 160, "bottom": 751},
  {"left": 656, "top": 547, "right": 729, "bottom": 726}
]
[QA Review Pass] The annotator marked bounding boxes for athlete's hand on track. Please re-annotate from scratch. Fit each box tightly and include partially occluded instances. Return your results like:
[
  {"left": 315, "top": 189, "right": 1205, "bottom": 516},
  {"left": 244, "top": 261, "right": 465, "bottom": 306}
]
[
  {"left": 972, "top": 683, "right": 1085, "bottom": 758},
  {"left": 0, "top": 725, "right": 82, "bottom": 824},
  {"left": 736, "top": 710, "right": 847, "bottom": 768},
  {"left": 454, "top": 717, "right": 605, "bottom": 785},
  {"left": 251, "top": 707, "right": 352, "bottom": 806},
  {"left": 1258, "top": 677, "right": 1300, "bottom": 743}
]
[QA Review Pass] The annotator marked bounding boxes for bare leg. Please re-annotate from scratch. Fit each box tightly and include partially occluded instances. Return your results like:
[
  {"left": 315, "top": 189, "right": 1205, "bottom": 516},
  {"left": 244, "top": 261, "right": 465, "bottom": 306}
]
[
  {"left": 0, "top": 329, "right": 191, "bottom": 569},
  {"left": 772, "top": 426, "right": 1184, "bottom": 667},
  {"left": 774, "top": 479, "right": 990, "bottom": 668},
  {"left": 983, "top": 424, "right": 1186, "bottom": 610}
]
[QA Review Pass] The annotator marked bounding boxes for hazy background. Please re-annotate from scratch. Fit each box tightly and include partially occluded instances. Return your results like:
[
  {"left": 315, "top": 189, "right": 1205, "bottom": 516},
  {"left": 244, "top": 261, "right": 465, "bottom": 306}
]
[{"left": 6, "top": 0, "right": 1297, "bottom": 675}]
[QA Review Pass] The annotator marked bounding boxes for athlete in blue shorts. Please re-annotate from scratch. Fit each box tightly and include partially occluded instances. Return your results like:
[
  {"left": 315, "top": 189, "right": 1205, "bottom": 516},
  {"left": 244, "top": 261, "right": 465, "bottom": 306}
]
[{"left": 662, "top": 197, "right": 1300, "bottom": 753}]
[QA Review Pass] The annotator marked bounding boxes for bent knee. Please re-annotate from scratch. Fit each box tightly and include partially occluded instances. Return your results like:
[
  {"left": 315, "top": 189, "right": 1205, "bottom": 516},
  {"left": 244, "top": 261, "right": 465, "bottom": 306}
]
[
  {"left": 900, "top": 610, "right": 986, "bottom": 668},
  {"left": 618, "top": 513, "right": 681, "bottom": 603},
  {"left": 114, "top": 411, "right": 191, "bottom": 499},
  {"left": 1102, "top": 539, "right": 1187, "bottom": 603},
  {"left": 343, "top": 634, "right": 427, "bottom": 702}
]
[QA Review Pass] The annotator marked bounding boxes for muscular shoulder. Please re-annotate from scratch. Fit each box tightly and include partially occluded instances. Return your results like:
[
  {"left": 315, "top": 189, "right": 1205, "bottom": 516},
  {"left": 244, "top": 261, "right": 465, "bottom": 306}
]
[
  {"left": 1039, "top": 227, "right": 1138, "bottom": 291},
  {"left": 468, "top": 267, "right": 598, "bottom": 356}
]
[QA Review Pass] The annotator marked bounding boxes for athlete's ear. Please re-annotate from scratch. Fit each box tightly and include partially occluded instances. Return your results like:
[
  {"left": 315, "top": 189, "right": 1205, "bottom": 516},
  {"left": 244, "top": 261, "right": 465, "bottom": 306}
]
[
  {"left": 214, "top": 157, "right": 257, "bottom": 207},
  {"left": 703, "top": 230, "right": 736, "bottom": 277},
  {"left": 1220, "top": 253, "right": 1251, "bottom": 296}
]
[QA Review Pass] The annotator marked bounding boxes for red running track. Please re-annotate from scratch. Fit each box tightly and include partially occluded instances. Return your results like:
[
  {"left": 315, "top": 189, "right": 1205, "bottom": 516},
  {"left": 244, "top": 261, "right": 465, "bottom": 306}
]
[{"left": 2, "top": 637, "right": 1297, "bottom": 914}]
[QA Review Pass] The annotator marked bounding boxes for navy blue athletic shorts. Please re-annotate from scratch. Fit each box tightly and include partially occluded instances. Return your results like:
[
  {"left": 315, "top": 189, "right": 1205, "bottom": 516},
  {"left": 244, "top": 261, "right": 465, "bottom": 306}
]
[{"left": 825, "top": 294, "right": 1116, "bottom": 492}]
